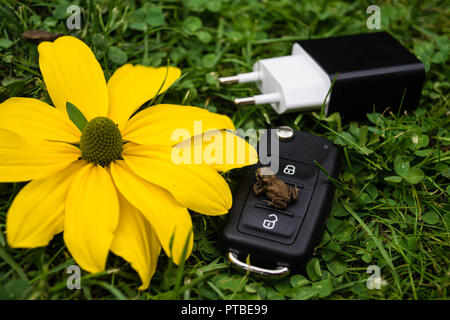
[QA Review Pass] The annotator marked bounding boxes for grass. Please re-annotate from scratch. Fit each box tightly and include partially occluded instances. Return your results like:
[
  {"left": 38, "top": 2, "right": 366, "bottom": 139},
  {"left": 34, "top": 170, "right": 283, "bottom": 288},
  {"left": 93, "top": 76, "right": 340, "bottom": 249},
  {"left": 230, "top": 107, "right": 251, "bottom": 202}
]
[{"left": 0, "top": 0, "right": 449, "bottom": 300}]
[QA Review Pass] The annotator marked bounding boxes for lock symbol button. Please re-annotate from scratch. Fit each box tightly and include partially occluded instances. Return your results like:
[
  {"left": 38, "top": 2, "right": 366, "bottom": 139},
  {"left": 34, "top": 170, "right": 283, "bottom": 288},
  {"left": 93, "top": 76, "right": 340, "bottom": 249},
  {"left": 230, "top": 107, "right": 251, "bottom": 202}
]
[
  {"left": 262, "top": 214, "right": 278, "bottom": 230},
  {"left": 283, "top": 164, "right": 296, "bottom": 175}
]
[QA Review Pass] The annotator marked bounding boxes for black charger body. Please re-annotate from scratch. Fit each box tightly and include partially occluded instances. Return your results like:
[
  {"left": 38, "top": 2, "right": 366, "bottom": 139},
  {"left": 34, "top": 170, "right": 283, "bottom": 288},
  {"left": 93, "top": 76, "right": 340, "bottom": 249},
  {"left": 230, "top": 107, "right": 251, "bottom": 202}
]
[{"left": 298, "top": 32, "right": 425, "bottom": 118}]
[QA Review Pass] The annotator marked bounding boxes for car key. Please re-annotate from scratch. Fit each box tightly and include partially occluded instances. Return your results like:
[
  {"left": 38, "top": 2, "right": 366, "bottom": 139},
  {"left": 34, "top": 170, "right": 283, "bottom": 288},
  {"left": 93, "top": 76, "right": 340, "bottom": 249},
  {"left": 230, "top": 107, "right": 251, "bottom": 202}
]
[{"left": 220, "top": 127, "right": 340, "bottom": 276}]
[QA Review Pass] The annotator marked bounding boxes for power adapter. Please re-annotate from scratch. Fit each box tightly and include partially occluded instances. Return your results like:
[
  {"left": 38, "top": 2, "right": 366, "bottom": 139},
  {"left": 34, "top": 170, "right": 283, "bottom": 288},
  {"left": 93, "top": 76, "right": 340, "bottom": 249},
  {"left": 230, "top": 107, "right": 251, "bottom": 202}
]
[{"left": 220, "top": 32, "right": 425, "bottom": 118}]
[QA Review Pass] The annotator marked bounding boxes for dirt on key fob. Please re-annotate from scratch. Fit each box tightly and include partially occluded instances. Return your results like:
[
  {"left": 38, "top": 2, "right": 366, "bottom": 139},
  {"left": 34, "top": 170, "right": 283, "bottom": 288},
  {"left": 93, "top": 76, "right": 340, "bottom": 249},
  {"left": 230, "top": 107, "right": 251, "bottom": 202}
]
[{"left": 220, "top": 127, "right": 340, "bottom": 276}]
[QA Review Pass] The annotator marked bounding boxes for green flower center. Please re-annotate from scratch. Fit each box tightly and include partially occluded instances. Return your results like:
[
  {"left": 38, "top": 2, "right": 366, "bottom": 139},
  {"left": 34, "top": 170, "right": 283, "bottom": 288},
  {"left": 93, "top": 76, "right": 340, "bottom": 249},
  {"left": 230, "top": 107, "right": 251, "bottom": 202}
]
[{"left": 80, "top": 117, "right": 123, "bottom": 166}]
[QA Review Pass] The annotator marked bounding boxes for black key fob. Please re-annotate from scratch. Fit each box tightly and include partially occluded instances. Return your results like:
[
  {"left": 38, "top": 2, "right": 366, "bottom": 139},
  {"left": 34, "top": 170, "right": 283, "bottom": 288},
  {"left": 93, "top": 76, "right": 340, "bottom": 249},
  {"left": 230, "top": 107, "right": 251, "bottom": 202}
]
[{"left": 220, "top": 127, "right": 339, "bottom": 276}]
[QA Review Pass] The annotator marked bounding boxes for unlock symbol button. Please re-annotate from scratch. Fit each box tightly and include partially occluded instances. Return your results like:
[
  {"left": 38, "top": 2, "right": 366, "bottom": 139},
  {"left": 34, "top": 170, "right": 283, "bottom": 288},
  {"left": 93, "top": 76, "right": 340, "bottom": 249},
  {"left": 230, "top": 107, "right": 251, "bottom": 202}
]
[
  {"left": 262, "top": 214, "right": 278, "bottom": 230},
  {"left": 240, "top": 207, "right": 300, "bottom": 239}
]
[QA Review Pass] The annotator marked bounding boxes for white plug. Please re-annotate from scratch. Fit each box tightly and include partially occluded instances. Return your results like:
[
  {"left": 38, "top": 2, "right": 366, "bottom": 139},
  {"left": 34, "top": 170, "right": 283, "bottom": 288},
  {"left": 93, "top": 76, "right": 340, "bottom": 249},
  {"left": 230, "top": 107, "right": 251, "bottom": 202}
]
[{"left": 220, "top": 43, "right": 331, "bottom": 114}]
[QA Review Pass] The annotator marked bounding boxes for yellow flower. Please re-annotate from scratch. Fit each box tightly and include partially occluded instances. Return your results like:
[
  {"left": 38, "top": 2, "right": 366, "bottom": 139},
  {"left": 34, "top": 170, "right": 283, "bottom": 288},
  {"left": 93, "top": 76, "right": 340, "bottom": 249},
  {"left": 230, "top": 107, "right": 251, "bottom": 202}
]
[{"left": 0, "top": 36, "right": 257, "bottom": 289}]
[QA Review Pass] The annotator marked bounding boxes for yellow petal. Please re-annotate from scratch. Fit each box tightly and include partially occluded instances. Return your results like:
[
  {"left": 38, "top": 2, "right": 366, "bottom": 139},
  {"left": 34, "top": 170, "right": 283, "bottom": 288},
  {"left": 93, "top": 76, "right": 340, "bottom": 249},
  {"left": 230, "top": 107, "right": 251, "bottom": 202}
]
[
  {"left": 64, "top": 164, "right": 119, "bottom": 273},
  {"left": 121, "top": 104, "right": 235, "bottom": 146},
  {"left": 174, "top": 129, "right": 258, "bottom": 172},
  {"left": 107, "top": 64, "right": 181, "bottom": 129},
  {"left": 38, "top": 36, "right": 108, "bottom": 120},
  {"left": 0, "top": 129, "right": 81, "bottom": 182},
  {"left": 110, "top": 160, "right": 193, "bottom": 265},
  {"left": 122, "top": 143, "right": 232, "bottom": 215},
  {"left": 110, "top": 194, "right": 161, "bottom": 290},
  {"left": 6, "top": 160, "right": 86, "bottom": 248},
  {"left": 0, "top": 97, "right": 80, "bottom": 143}
]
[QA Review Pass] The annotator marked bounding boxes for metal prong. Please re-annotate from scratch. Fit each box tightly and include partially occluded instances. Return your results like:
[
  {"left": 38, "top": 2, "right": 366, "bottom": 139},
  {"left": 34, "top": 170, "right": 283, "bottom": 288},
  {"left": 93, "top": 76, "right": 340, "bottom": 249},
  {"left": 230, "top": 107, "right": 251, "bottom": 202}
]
[
  {"left": 219, "top": 76, "right": 239, "bottom": 85},
  {"left": 220, "top": 72, "right": 261, "bottom": 85},
  {"left": 234, "top": 97, "right": 256, "bottom": 106}
]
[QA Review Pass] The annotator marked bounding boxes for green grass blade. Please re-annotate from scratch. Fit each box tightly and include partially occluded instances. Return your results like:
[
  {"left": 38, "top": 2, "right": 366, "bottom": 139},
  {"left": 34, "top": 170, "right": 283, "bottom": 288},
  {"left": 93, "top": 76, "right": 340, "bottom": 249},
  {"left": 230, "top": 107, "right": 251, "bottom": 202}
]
[
  {"left": 0, "top": 247, "right": 29, "bottom": 281},
  {"left": 342, "top": 201, "right": 403, "bottom": 296}
]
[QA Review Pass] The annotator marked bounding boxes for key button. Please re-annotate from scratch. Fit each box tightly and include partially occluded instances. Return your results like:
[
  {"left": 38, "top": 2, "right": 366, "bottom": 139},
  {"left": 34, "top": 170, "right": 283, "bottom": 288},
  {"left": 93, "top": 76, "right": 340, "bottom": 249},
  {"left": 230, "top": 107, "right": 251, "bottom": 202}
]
[
  {"left": 278, "top": 158, "right": 319, "bottom": 189},
  {"left": 239, "top": 209, "right": 302, "bottom": 241},
  {"left": 283, "top": 164, "right": 296, "bottom": 175}
]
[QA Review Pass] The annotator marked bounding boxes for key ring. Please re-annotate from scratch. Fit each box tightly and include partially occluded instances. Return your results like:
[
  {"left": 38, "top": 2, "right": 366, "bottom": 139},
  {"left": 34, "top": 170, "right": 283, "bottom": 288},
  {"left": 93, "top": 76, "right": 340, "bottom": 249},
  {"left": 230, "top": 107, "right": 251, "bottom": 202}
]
[{"left": 227, "top": 252, "right": 290, "bottom": 277}]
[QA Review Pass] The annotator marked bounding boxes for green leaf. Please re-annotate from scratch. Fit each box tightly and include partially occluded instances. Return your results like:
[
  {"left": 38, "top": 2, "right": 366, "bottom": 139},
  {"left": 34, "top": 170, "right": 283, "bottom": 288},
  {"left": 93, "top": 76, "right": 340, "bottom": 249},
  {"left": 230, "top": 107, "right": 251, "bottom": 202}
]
[
  {"left": 321, "top": 248, "right": 336, "bottom": 262},
  {"left": 292, "top": 286, "right": 319, "bottom": 300},
  {"left": 274, "top": 279, "right": 291, "bottom": 293},
  {"left": 127, "top": 5, "right": 165, "bottom": 30},
  {"left": 333, "top": 222, "right": 353, "bottom": 242},
  {"left": 146, "top": 7, "right": 165, "bottom": 27},
  {"left": 326, "top": 217, "right": 341, "bottom": 233},
  {"left": 202, "top": 53, "right": 217, "bottom": 68},
  {"left": 205, "top": 72, "right": 218, "bottom": 85},
  {"left": 290, "top": 275, "right": 310, "bottom": 288},
  {"left": 43, "top": 17, "right": 58, "bottom": 28},
  {"left": 431, "top": 51, "right": 447, "bottom": 64},
  {"left": 206, "top": 0, "right": 222, "bottom": 12},
  {"left": 266, "top": 287, "right": 285, "bottom": 300},
  {"left": 367, "top": 112, "right": 384, "bottom": 126},
  {"left": 216, "top": 275, "right": 245, "bottom": 292},
  {"left": 394, "top": 156, "right": 409, "bottom": 176},
  {"left": 444, "top": 212, "right": 450, "bottom": 231},
  {"left": 0, "top": 38, "right": 13, "bottom": 49},
  {"left": 312, "top": 279, "right": 333, "bottom": 298},
  {"left": 384, "top": 176, "right": 403, "bottom": 183},
  {"left": 441, "top": 168, "right": 450, "bottom": 179},
  {"left": 316, "top": 106, "right": 338, "bottom": 124},
  {"left": 52, "top": 4, "right": 68, "bottom": 20},
  {"left": 362, "top": 253, "right": 372, "bottom": 263},
  {"left": 306, "top": 258, "right": 322, "bottom": 281},
  {"left": 186, "top": 0, "right": 207, "bottom": 12},
  {"left": 422, "top": 211, "right": 440, "bottom": 225},
  {"left": 410, "top": 133, "right": 429, "bottom": 150},
  {"left": 393, "top": 156, "right": 424, "bottom": 184},
  {"left": 3, "top": 78, "right": 26, "bottom": 97},
  {"left": 435, "top": 35, "right": 450, "bottom": 53},
  {"left": 129, "top": 21, "right": 146, "bottom": 31},
  {"left": 413, "top": 41, "right": 434, "bottom": 63},
  {"left": 319, "top": 229, "right": 331, "bottom": 245},
  {"left": 108, "top": 46, "right": 128, "bottom": 65},
  {"left": 332, "top": 202, "right": 348, "bottom": 217},
  {"left": 92, "top": 33, "right": 108, "bottom": 51},
  {"left": 327, "top": 241, "right": 341, "bottom": 251},
  {"left": 66, "top": 102, "right": 88, "bottom": 132},
  {"left": 403, "top": 167, "right": 424, "bottom": 184},
  {"left": 0, "top": 279, "right": 31, "bottom": 300},
  {"left": 359, "top": 192, "right": 373, "bottom": 204},
  {"left": 366, "top": 183, "right": 379, "bottom": 200},
  {"left": 415, "top": 149, "right": 433, "bottom": 157},
  {"left": 183, "top": 16, "right": 202, "bottom": 33},
  {"left": 349, "top": 122, "right": 368, "bottom": 145},
  {"left": 197, "top": 31, "right": 212, "bottom": 44},
  {"left": 326, "top": 259, "right": 347, "bottom": 276}
]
